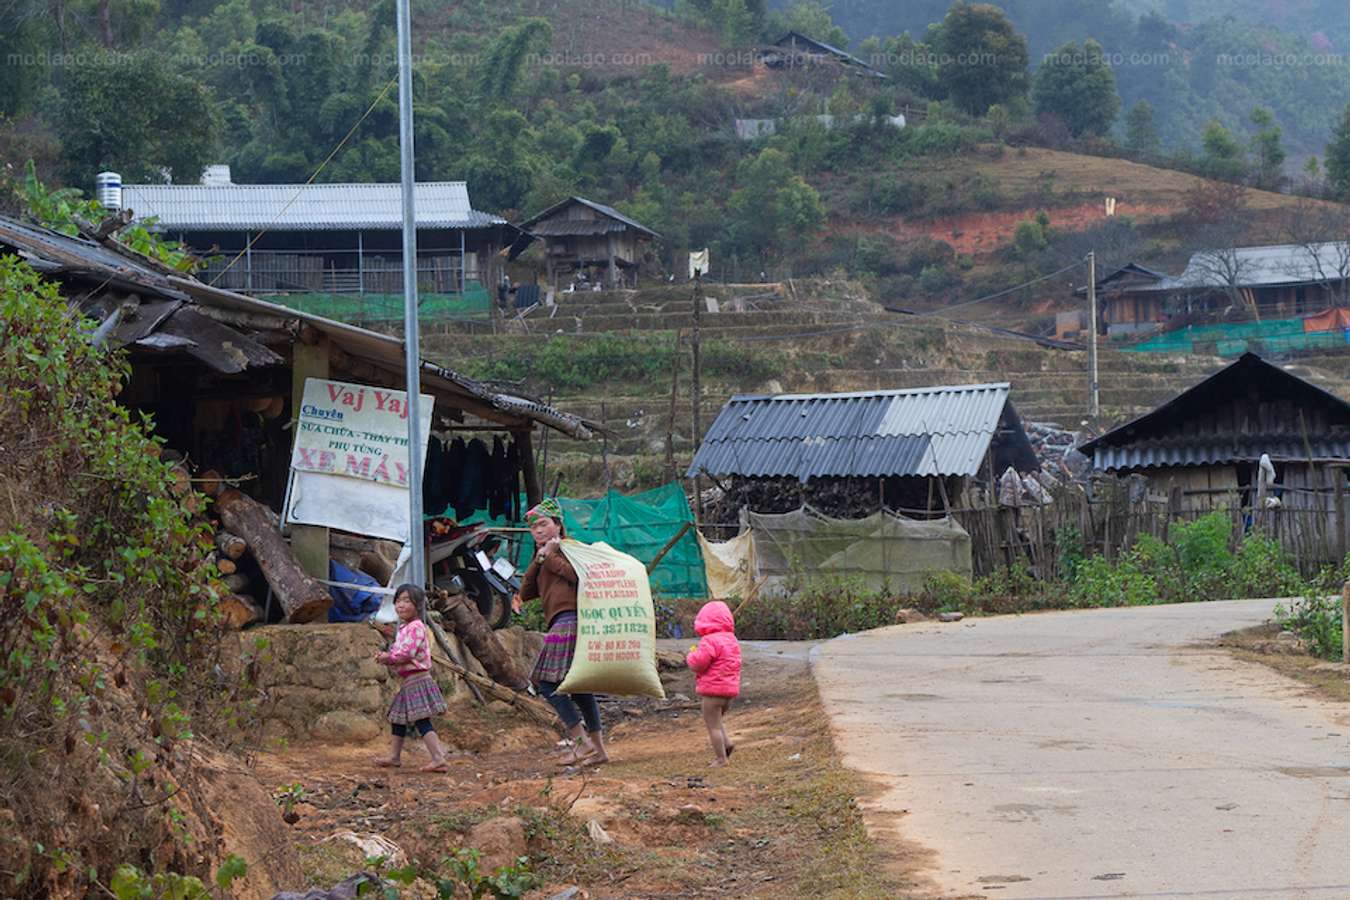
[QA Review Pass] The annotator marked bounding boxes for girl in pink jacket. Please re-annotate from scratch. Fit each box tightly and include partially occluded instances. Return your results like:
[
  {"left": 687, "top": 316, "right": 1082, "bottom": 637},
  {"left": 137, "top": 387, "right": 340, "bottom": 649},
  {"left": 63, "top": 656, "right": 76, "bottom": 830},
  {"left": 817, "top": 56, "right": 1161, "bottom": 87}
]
[{"left": 685, "top": 600, "right": 742, "bottom": 767}]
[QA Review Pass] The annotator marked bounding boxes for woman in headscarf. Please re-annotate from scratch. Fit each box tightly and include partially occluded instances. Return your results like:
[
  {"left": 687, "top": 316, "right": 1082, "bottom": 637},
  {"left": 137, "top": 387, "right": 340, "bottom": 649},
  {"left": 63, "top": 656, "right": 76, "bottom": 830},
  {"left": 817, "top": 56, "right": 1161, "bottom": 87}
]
[{"left": 514, "top": 498, "right": 608, "bottom": 765}]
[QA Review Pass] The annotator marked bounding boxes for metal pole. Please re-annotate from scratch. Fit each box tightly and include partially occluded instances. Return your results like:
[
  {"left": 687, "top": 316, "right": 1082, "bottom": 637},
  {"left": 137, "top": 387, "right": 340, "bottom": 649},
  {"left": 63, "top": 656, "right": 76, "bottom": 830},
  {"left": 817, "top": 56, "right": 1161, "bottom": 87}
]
[
  {"left": 395, "top": 0, "right": 425, "bottom": 584},
  {"left": 1087, "top": 251, "right": 1100, "bottom": 418}
]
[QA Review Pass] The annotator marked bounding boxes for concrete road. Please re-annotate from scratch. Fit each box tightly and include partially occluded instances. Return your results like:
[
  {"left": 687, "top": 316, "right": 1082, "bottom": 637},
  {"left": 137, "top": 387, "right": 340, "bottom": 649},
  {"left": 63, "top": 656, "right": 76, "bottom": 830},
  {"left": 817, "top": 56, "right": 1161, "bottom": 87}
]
[{"left": 813, "top": 599, "right": 1350, "bottom": 899}]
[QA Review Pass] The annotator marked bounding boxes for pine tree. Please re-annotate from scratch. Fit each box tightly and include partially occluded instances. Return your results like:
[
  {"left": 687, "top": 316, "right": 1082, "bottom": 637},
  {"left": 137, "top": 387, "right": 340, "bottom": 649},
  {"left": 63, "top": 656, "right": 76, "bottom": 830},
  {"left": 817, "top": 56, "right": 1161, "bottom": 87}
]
[{"left": 1124, "top": 100, "right": 1160, "bottom": 156}]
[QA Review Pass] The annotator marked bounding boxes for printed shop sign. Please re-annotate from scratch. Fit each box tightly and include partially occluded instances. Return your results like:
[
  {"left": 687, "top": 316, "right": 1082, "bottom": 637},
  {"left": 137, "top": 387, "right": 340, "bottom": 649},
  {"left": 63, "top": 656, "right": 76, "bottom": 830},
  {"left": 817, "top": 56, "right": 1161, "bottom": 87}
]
[
  {"left": 285, "top": 378, "right": 433, "bottom": 542},
  {"left": 290, "top": 379, "right": 433, "bottom": 486}
]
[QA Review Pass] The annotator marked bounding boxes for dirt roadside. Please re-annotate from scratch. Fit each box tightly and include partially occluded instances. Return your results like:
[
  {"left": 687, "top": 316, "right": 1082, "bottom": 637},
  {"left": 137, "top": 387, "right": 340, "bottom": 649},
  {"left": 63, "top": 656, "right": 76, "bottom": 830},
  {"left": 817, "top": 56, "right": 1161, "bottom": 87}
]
[
  {"left": 251, "top": 640, "right": 931, "bottom": 899},
  {"left": 1220, "top": 622, "right": 1350, "bottom": 704}
]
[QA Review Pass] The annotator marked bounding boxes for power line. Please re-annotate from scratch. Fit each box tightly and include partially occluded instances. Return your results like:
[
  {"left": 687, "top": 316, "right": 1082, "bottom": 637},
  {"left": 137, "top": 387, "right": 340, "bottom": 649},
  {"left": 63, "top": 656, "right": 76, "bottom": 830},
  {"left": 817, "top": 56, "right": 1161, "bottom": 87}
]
[{"left": 208, "top": 73, "right": 401, "bottom": 287}]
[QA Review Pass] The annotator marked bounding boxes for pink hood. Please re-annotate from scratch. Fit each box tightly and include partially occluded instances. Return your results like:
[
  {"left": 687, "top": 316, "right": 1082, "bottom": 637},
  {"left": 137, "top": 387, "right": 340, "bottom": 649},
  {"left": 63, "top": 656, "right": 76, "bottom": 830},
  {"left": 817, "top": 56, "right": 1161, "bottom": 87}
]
[
  {"left": 694, "top": 600, "right": 735, "bottom": 637},
  {"left": 686, "top": 601, "right": 741, "bottom": 698}
]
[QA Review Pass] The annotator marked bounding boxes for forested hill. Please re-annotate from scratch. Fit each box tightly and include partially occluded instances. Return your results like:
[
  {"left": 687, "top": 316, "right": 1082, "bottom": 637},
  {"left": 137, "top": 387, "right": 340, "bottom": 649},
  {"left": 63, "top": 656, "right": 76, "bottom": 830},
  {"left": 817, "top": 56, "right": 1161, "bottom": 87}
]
[
  {"left": 767, "top": 0, "right": 1350, "bottom": 157},
  {"left": 4, "top": 0, "right": 1350, "bottom": 329}
]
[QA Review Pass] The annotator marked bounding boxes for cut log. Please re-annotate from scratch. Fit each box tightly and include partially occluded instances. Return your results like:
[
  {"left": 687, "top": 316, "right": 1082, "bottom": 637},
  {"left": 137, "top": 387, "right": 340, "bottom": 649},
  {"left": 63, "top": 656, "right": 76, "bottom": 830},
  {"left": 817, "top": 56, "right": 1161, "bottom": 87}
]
[
  {"left": 168, "top": 464, "right": 192, "bottom": 497},
  {"left": 198, "top": 469, "right": 223, "bottom": 497},
  {"left": 220, "top": 593, "right": 263, "bottom": 629},
  {"left": 222, "top": 572, "right": 250, "bottom": 593},
  {"left": 216, "top": 489, "right": 331, "bottom": 624},
  {"left": 430, "top": 588, "right": 528, "bottom": 690},
  {"left": 359, "top": 550, "right": 394, "bottom": 586},
  {"left": 215, "top": 557, "right": 237, "bottom": 576},
  {"left": 214, "top": 530, "right": 246, "bottom": 560}
]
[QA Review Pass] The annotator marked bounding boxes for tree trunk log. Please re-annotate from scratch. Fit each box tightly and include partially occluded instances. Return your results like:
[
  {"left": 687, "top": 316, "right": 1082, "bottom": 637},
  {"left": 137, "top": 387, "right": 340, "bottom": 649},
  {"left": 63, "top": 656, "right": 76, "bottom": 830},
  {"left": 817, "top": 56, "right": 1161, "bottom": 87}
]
[
  {"left": 220, "top": 593, "right": 263, "bottom": 629},
  {"left": 430, "top": 588, "right": 528, "bottom": 690},
  {"left": 215, "top": 557, "right": 237, "bottom": 576},
  {"left": 198, "top": 469, "right": 223, "bottom": 497},
  {"left": 215, "top": 530, "right": 246, "bottom": 560},
  {"left": 359, "top": 550, "right": 394, "bottom": 586},
  {"left": 216, "top": 489, "right": 330, "bottom": 623},
  {"left": 222, "top": 572, "right": 250, "bottom": 593}
]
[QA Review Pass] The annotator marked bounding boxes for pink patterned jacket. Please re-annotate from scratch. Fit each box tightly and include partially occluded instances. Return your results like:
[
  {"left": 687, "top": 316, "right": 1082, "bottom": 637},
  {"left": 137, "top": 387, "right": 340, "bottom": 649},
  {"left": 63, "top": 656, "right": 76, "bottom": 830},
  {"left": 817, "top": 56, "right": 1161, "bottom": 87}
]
[{"left": 384, "top": 618, "right": 432, "bottom": 677}]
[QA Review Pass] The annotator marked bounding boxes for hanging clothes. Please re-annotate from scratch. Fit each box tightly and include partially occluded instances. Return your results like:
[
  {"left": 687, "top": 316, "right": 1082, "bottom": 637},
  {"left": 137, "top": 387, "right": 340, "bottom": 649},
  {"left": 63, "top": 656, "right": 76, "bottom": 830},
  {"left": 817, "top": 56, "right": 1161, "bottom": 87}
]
[
  {"left": 423, "top": 435, "right": 448, "bottom": 516},
  {"left": 455, "top": 438, "right": 491, "bottom": 518}
]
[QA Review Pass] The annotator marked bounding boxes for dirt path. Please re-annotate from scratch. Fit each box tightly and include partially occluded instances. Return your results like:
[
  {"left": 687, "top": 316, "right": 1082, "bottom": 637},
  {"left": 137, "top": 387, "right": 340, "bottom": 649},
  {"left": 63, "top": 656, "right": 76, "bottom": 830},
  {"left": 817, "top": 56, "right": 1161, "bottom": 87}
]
[{"left": 253, "top": 641, "right": 919, "bottom": 898}]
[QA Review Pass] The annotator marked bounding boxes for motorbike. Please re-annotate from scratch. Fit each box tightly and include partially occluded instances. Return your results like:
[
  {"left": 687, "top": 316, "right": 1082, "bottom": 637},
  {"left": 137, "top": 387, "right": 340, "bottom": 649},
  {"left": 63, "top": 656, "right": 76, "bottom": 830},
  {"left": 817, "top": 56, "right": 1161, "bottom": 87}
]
[{"left": 426, "top": 519, "right": 520, "bottom": 629}]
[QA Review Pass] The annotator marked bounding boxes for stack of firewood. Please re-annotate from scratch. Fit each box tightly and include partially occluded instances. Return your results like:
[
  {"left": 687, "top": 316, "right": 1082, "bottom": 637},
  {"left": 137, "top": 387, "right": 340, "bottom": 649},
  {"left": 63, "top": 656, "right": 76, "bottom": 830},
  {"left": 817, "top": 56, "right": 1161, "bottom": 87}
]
[{"left": 183, "top": 467, "right": 333, "bottom": 629}]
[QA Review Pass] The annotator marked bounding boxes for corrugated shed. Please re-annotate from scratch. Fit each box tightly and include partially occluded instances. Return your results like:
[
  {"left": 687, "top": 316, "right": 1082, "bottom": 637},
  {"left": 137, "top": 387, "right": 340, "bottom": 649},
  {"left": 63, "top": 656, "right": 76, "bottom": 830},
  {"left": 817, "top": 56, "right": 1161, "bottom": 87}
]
[
  {"left": 1092, "top": 438, "right": 1350, "bottom": 470},
  {"left": 1129, "top": 242, "right": 1350, "bottom": 292},
  {"left": 0, "top": 214, "right": 593, "bottom": 438},
  {"left": 527, "top": 218, "right": 630, "bottom": 236},
  {"left": 1079, "top": 353, "right": 1350, "bottom": 471},
  {"left": 118, "top": 182, "right": 506, "bottom": 231},
  {"left": 518, "top": 196, "right": 659, "bottom": 238},
  {"left": 688, "top": 384, "right": 1024, "bottom": 480}
]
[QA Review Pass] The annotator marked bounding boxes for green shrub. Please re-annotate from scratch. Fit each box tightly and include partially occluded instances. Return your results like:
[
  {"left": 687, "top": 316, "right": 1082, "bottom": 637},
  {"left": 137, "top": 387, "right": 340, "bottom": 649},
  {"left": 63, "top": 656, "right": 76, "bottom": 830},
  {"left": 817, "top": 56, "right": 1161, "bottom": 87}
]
[
  {"left": 920, "top": 570, "right": 976, "bottom": 612},
  {"left": 1067, "top": 554, "right": 1158, "bottom": 607},
  {"left": 1231, "top": 533, "right": 1303, "bottom": 598},
  {"left": 736, "top": 573, "right": 900, "bottom": 640},
  {"left": 1275, "top": 592, "right": 1342, "bottom": 660}
]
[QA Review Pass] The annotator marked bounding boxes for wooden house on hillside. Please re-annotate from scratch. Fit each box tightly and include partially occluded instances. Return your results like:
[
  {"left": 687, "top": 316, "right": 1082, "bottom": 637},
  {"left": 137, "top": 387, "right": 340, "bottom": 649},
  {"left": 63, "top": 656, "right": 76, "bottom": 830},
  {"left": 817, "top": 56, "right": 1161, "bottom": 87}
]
[
  {"left": 514, "top": 196, "right": 659, "bottom": 290},
  {"left": 1078, "top": 353, "right": 1350, "bottom": 563},
  {"left": 1081, "top": 243, "right": 1350, "bottom": 339},
  {"left": 761, "top": 31, "right": 887, "bottom": 79},
  {"left": 1072, "top": 262, "right": 1169, "bottom": 338}
]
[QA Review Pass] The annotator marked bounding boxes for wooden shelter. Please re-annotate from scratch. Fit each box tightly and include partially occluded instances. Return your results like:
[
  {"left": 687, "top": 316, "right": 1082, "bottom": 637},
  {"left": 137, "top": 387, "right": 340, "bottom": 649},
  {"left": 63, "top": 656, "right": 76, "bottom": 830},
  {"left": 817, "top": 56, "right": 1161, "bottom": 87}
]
[
  {"left": 513, "top": 196, "right": 658, "bottom": 290},
  {"left": 1078, "top": 353, "right": 1350, "bottom": 561},
  {"left": 0, "top": 214, "right": 592, "bottom": 610}
]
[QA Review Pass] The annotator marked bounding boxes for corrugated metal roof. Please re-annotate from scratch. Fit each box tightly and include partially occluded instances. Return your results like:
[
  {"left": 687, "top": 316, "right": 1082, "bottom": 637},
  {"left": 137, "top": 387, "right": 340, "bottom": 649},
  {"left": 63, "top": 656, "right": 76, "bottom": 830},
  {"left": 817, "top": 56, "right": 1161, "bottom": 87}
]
[
  {"left": 527, "top": 218, "right": 630, "bottom": 236},
  {"left": 0, "top": 214, "right": 592, "bottom": 438},
  {"left": 519, "top": 196, "right": 659, "bottom": 238},
  {"left": 1092, "top": 438, "right": 1350, "bottom": 471},
  {"left": 1080, "top": 353, "right": 1350, "bottom": 471},
  {"left": 119, "top": 182, "right": 506, "bottom": 231},
  {"left": 1129, "top": 242, "right": 1350, "bottom": 292},
  {"left": 688, "top": 384, "right": 1020, "bottom": 480}
]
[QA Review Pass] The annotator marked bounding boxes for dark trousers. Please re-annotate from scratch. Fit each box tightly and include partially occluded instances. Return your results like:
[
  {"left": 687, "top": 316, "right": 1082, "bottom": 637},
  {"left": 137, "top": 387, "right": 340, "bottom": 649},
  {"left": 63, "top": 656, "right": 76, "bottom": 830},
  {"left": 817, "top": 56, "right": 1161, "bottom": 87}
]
[
  {"left": 391, "top": 719, "right": 433, "bottom": 737},
  {"left": 537, "top": 680, "right": 602, "bottom": 733}
]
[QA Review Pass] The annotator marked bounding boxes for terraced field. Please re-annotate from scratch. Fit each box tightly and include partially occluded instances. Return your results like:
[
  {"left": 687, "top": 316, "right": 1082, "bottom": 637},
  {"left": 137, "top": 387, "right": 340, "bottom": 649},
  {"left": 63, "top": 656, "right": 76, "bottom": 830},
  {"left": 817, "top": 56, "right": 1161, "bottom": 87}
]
[{"left": 421, "top": 281, "right": 1350, "bottom": 494}]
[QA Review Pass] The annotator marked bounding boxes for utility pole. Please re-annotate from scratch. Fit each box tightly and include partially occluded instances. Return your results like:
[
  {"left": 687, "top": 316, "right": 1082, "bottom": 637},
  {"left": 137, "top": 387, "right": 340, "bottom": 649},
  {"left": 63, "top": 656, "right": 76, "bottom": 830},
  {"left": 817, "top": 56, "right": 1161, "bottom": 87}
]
[
  {"left": 691, "top": 273, "right": 704, "bottom": 522},
  {"left": 395, "top": 0, "right": 425, "bottom": 585},
  {"left": 1087, "top": 251, "right": 1100, "bottom": 419}
]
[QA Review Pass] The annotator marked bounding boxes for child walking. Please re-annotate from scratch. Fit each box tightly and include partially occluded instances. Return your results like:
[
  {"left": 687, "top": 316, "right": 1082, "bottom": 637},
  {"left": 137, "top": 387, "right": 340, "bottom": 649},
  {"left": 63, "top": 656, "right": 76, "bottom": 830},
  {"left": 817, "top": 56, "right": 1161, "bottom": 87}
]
[
  {"left": 373, "top": 584, "right": 449, "bottom": 772},
  {"left": 685, "top": 600, "right": 742, "bottom": 767}
]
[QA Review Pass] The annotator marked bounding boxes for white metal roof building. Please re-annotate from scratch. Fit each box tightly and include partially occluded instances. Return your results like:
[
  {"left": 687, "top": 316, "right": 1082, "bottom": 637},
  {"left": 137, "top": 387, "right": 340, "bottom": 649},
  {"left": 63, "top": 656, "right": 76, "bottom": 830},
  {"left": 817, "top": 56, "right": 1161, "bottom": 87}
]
[{"left": 120, "top": 181, "right": 506, "bottom": 232}]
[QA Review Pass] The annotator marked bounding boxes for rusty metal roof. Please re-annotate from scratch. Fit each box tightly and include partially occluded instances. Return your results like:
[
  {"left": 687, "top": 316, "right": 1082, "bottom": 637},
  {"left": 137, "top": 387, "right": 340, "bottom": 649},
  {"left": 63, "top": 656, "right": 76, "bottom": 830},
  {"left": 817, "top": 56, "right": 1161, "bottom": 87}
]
[
  {"left": 0, "top": 215, "right": 592, "bottom": 438},
  {"left": 688, "top": 384, "right": 1035, "bottom": 481}
]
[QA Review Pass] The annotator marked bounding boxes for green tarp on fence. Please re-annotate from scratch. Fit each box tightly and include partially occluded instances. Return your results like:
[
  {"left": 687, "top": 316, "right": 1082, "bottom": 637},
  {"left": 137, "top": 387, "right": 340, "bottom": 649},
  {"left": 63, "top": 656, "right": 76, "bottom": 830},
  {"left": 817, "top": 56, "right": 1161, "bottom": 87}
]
[
  {"left": 261, "top": 282, "right": 492, "bottom": 324},
  {"left": 451, "top": 482, "right": 707, "bottom": 599},
  {"left": 1128, "top": 317, "right": 1350, "bottom": 357}
]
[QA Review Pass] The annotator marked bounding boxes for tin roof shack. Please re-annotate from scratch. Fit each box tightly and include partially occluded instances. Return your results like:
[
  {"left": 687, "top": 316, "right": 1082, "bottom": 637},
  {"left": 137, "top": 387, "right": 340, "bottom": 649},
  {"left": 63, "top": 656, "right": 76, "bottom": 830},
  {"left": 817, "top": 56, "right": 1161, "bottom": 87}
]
[
  {"left": 1072, "top": 263, "right": 1169, "bottom": 339},
  {"left": 688, "top": 383, "right": 1038, "bottom": 523},
  {"left": 0, "top": 214, "right": 591, "bottom": 618},
  {"left": 1093, "top": 243, "right": 1350, "bottom": 338},
  {"left": 514, "top": 196, "right": 658, "bottom": 290},
  {"left": 1078, "top": 353, "right": 1350, "bottom": 567},
  {"left": 117, "top": 169, "right": 516, "bottom": 324},
  {"left": 761, "top": 31, "right": 887, "bottom": 79}
]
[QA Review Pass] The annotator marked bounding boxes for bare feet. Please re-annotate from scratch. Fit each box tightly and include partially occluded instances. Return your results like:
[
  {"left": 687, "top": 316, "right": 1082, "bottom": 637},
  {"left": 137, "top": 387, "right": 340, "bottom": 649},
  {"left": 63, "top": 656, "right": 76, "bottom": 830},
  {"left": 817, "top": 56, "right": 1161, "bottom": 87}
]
[
  {"left": 709, "top": 758, "right": 727, "bottom": 768},
  {"left": 372, "top": 757, "right": 401, "bottom": 768},
  {"left": 420, "top": 760, "right": 449, "bottom": 773}
]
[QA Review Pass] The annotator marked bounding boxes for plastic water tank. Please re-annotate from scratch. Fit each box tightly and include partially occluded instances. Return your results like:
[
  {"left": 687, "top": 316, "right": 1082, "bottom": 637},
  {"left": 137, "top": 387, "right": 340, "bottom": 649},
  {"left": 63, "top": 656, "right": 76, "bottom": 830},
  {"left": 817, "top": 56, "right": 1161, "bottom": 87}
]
[{"left": 95, "top": 171, "right": 122, "bottom": 210}]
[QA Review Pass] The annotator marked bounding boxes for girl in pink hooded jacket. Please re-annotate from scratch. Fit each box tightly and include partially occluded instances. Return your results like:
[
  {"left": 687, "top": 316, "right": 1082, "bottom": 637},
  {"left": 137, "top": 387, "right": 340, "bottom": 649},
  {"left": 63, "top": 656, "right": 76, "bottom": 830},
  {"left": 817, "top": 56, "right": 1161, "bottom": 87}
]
[{"left": 686, "top": 600, "right": 742, "bottom": 767}]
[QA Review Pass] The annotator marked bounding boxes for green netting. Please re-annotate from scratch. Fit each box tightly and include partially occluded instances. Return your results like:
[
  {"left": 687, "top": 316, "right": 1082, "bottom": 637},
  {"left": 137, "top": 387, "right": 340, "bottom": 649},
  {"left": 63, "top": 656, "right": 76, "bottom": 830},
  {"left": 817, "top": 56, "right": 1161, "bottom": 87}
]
[
  {"left": 259, "top": 282, "right": 492, "bottom": 323},
  {"left": 1129, "top": 317, "right": 1350, "bottom": 357},
  {"left": 448, "top": 482, "right": 707, "bottom": 599}
]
